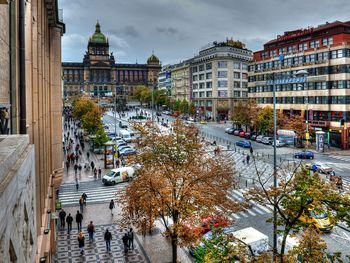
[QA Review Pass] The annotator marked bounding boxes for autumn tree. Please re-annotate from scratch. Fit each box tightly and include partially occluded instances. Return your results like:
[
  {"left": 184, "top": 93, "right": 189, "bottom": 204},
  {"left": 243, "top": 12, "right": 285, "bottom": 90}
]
[
  {"left": 245, "top": 164, "right": 350, "bottom": 262},
  {"left": 72, "top": 96, "right": 95, "bottom": 120},
  {"left": 180, "top": 99, "right": 189, "bottom": 114},
  {"left": 256, "top": 106, "right": 285, "bottom": 135},
  {"left": 133, "top": 86, "right": 151, "bottom": 105},
  {"left": 247, "top": 99, "right": 259, "bottom": 131},
  {"left": 231, "top": 101, "right": 249, "bottom": 128},
  {"left": 81, "top": 105, "right": 102, "bottom": 134},
  {"left": 93, "top": 128, "right": 109, "bottom": 150},
  {"left": 117, "top": 120, "right": 244, "bottom": 263}
]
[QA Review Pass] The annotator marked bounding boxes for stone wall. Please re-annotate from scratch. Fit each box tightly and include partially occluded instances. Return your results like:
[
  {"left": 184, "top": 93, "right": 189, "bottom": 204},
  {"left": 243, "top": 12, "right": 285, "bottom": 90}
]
[
  {"left": 0, "top": 135, "right": 36, "bottom": 263},
  {"left": 0, "top": 4, "right": 10, "bottom": 105}
]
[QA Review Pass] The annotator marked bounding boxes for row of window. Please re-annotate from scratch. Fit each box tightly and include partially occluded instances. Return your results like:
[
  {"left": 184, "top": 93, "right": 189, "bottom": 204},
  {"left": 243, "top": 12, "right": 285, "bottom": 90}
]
[
  {"left": 193, "top": 81, "right": 248, "bottom": 89},
  {"left": 261, "top": 37, "right": 333, "bottom": 59},
  {"left": 192, "top": 91, "right": 248, "bottom": 98},
  {"left": 192, "top": 71, "right": 248, "bottom": 81},
  {"left": 256, "top": 96, "right": 350, "bottom": 105},
  {"left": 251, "top": 48, "right": 349, "bottom": 71},
  {"left": 249, "top": 64, "right": 350, "bottom": 82},
  {"left": 192, "top": 61, "right": 248, "bottom": 72},
  {"left": 250, "top": 80, "right": 350, "bottom": 93}
]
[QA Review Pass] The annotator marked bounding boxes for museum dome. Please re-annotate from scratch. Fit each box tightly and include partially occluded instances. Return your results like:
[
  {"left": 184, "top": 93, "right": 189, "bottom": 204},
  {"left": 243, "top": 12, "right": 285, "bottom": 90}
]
[{"left": 89, "top": 21, "right": 108, "bottom": 44}]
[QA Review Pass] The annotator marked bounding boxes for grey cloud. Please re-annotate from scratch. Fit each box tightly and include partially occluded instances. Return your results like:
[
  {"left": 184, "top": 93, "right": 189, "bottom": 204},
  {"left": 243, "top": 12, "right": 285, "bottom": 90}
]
[{"left": 156, "top": 27, "right": 179, "bottom": 36}]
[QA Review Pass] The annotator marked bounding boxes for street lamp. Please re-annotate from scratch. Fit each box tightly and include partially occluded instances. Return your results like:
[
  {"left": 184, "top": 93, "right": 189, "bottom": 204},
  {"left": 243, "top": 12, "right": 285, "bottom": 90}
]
[{"left": 295, "top": 70, "right": 309, "bottom": 148}]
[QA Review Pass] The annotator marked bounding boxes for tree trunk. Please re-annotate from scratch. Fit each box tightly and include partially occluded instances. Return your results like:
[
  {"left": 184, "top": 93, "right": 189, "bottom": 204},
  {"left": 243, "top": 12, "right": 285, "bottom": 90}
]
[
  {"left": 280, "top": 226, "right": 292, "bottom": 263},
  {"left": 171, "top": 237, "right": 178, "bottom": 263}
]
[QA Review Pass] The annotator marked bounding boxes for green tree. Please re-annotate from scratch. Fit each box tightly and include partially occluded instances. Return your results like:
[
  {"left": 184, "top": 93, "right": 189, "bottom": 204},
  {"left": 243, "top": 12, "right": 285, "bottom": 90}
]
[
  {"left": 72, "top": 96, "right": 95, "bottom": 119},
  {"left": 256, "top": 106, "right": 273, "bottom": 134},
  {"left": 134, "top": 86, "right": 152, "bottom": 105},
  {"left": 172, "top": 99, "right": 181, "bottom": 112},
  {"left": 231, "top": 101, "right": 249, "bottom": 128},
  {"left": 180, "top": 99, "right": 189, "bottom": 114},
  {"left": 81, "top": 105, "right": 102, "bottom": 134},
  {"left": 245, "top": 166, "right": 350, "bottom": 262},
  {"left": 93, "top": 128, "right": 109, "bottom": 149}
]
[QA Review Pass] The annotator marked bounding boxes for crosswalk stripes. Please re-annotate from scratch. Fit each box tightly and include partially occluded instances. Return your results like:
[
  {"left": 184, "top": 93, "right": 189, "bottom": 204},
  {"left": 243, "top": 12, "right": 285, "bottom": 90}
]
[
  {"left": 330, "top": 155, "right": 350, "bottom": 162},
  {"left": 58, "top": 180, "right": 127, "bottom": 207}
]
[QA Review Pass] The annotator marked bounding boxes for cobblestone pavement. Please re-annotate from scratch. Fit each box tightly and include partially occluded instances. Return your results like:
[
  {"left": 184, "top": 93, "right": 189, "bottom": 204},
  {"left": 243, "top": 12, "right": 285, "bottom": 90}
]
[{"left": 56, "top": 224, "right": 150, "bottom": 263}]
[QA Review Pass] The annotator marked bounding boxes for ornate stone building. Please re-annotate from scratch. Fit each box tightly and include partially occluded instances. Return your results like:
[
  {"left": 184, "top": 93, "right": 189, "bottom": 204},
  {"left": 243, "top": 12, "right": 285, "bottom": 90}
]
[
  {"left": 0, "top": 0, "right": 65, "bottom": 262},
  {"left": 62, "top": 22, "right": 161, "bottom": 100}
]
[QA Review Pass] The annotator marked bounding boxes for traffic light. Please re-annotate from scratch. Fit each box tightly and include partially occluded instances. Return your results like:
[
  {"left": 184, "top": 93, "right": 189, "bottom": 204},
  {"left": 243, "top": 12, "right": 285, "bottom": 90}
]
[{"left": 340, "top": 119, "right": 345, "bottom": 127}]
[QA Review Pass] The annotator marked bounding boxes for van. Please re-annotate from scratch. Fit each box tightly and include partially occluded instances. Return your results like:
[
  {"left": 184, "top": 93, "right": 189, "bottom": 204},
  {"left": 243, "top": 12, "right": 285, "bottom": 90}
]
[
  {"left": 118, "top": 130, "right": 132, "bottom": 143},
  {"left": 102, "top": 166, "right": 135, "bottom": 185}
]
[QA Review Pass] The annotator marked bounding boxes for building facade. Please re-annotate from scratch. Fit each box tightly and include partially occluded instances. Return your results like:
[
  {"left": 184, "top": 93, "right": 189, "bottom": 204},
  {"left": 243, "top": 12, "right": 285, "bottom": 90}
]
[
  {"left": 190, "top": 40, "right": 252, "bottom": 120},
  {"left": 248, "top": 20, "right": 350, "bottom": 149},
  {"left": 0, "top": 0, "right": 65, "bottom": 262},
  {"left": 171, "top": 61, "right": 190, "bottom": 101},
  {"left": 62, "top": 22, "right": 161, "bottom": 100},
  {"left": 158, "top": 65, "right": 173, "bottom": 95}
]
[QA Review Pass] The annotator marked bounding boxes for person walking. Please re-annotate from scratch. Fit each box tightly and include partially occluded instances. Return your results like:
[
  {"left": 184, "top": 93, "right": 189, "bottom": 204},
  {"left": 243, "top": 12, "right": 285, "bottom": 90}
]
[
  {"left": 66, "top": 160, "right": 70, "bottom": 172},
  {"left": 77, "top": 231, "right": 85, "bottom": 255},
  {"left": 86, "top": 151, "right": 90, "bottom": 160},
  {"left": 59, "top": 209, "right": 66, "bottom": 229},
  {"left": 76, "top": 210, "right": 83, "bottom": 232},
  {"left": 109, "top": 199, "right": 115, "bottom": 216},
  {"left": 87, "top": 221, "right": 95, "bottom": 242},
  {"left": 82, "top": 193, "right": 87, "bottom": 207},
  {"left": 115, "top": 158, "right": 120, "bottom": 168},
  {"left": 75, "top": 177, "right": 79, "bottom": 190},
  {"left": 91, "top": 161, "right": 95, "bottom": 171},
  {"left": 104, "top": 229, "right": 112, "bottom": 252},
  {"left": 74, "top": 163, "right": 78, "bottom": 175},
  {"left": 78, "top": 164, "right": 82, "bottom": 175},
  {"left": 122, "top": 233, "right": 129, "bottom": 254},
  {"left": 128, "top": 228, "right": 134, "bottom": 250},
  {"left": 66, "top": 213, "right": 73, "bottom": 234},
  {"left": 250, "top": 147, "right": 253, "bottom": 155},
  {"left": 121, "top": 158, "right": 126, "bottom": 167},
  {"left": 246, "top": 154, "right": 250, "bottom": 165},
  {"left": 94, "top": 167, "right": 97, "bottom": 179},
  {"left": 242, "top": 153, "right": 246, "bottom": 164},
  {"left": 98, "top": 167, "right": 102, "bottom": 178},
  {"left": 79, "top": 196, "right": 84, "bottom": 212}
]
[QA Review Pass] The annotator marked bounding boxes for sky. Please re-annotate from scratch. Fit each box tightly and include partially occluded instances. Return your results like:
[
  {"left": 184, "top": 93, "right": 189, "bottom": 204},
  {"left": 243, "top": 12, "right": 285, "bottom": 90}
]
[{"left": 59, "top": 0, "right": 350, "bottom": 65}]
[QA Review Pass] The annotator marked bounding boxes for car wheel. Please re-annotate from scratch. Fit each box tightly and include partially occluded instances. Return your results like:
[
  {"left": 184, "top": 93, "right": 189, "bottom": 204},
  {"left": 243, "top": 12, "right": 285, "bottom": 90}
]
[
  {"left": 112, "top": 181, "right": 116, "bottom": 185},
  {"left": 310, "top": 156, "right": 313, "bottom": 160},
  {"left": 295, "top": 155, "right": 299, "bottom": 159}
]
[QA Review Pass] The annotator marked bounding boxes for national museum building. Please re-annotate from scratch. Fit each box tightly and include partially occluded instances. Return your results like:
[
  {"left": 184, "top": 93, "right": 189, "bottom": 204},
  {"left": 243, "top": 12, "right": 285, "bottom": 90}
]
[{"left": 62, "top": 22, "right": 161, "bottom": 100}]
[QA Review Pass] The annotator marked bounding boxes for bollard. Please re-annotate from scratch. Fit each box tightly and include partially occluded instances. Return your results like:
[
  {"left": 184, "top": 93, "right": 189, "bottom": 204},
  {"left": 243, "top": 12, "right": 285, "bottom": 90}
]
[{"left": 246, "top": 180, "right": 248, "bottom": 187}]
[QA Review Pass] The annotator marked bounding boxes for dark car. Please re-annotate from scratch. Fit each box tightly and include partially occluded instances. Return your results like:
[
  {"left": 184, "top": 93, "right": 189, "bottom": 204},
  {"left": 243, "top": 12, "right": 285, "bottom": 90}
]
[
  {"left": 245, "top": 132, "right": 252, "bottom": 139},
  {"left": 250, "top": 134, "right": 257, "bottom": 141},
  {"left": 294, "top": 150, "right": 314, "bottom": 159},
  {"left": 235, "top": 140, "right": 251, "bottom": 148},
  {"left": 119, "top": 121, "right": 128, "bottom": 128}
]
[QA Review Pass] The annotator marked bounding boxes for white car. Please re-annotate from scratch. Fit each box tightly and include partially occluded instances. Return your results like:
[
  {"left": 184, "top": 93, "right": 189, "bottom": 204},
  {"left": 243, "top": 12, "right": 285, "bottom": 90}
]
[
  {"left": 256, "top": 135, "right": 264, "bottom": 143},
  {"left": 314, "top": 163, "right": 333, "bottom": 174}
]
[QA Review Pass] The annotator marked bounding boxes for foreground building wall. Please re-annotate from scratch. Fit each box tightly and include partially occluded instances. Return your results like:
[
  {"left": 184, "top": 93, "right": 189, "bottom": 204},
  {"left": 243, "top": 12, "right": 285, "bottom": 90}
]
[
  {"left": 0, "top": 0, "right": 65, "bottom": 261},
  {"left": 0, "top": 135, "right": 36, "bottom": 263}
]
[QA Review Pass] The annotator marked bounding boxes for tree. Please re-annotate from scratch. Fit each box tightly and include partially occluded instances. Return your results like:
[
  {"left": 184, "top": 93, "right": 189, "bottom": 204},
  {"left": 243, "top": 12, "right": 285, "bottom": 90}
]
[
  {"left": 93, "top": 128, "right": 109, "bottom": 150},
  {"left": 81, "top": 105, "right": 102, "bottom": 134},
  {"left": 72, "top": 96, "right": 95, "bottom": 119},
  {"left": 245, "top": 164, "right": 350, "bottom": 262},
  {"left": 117, "top": 120, "right": 244, "bottom": 263},
  {"left": 172, "top": 99, "right": 181, "bottom": 112},
  {"left": 256, "top": 106, "right": 285, "bottom": 135},
  {"left": 134, "top": 86, "right": 151, "bottom": 105},
  {"left": 247, "top": 99, "right": 259, "bottom": 132},
  {"left": 231, "top": 101, "right": 249, "bottom": 128},
  {"left": 180, "top": 99, "right": 189, "bottom": 114}
]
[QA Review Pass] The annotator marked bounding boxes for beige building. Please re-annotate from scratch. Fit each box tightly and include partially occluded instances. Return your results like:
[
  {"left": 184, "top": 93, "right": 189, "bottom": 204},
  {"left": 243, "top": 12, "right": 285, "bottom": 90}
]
[
  {"left": 171, "top": 61, "right": 190, "bottom": 101},
  {"left": 0, "top": 0, "right": 65, "bottom": 262}
]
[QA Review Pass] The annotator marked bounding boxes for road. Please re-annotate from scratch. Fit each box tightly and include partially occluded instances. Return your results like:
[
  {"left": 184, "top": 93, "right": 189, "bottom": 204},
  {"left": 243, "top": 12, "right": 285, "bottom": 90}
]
[{"left": 102, "top": 109, "right": 350, "bottom": 258}]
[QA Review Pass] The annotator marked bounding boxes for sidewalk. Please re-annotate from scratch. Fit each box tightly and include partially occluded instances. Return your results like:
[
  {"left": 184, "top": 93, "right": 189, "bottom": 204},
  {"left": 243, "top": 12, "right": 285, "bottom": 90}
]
[{"left": 58, "top": 118, "right": 193, "bottom": 263}]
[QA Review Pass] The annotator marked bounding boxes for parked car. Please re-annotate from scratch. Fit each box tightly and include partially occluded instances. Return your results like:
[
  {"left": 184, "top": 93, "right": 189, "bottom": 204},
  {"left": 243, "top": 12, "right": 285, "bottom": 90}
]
[
  {"left": 236, "top": 140, "right": 251, "bottom": 148},
  {"left": 262, "top": 137, "right": 273, "bottom": 145},
  {"left": 294, "top": 150, "right": 314, "bottom": 159},
  {"left": 272, "top": 139, "right": 286, "bottom": 147},
  {"left": 256, "top": 135, "right": 264, "bottom": 142},
  {"left": 118, "top": 145, "right": 132, "bottom": 151},
  {"left": 244, "top": 132, "right": 252, "bottom": 139},
  {"left": 227, "top": 128, "right": 235, "bottom": 134},
  {"left": 239, "top": 131, "right": 246, "bottom": 137},
  {"left": 299, "top": 209, "right": 333, "bottom": 232},
  {"left": 225, "top": 127, "right": 234, "bottom": 133},
  {"left": 120, "top": 148, "right": 137, "bottom": 156},
  {"left": 119, "top": 121, "right": 128, "bottom": 128},
  {"left": 250, "top": 134, "right": 257, "bottom": 141},
  {"left": 233, "top": 130, "right": 241, "bottom": 136},
  {"left": 200, "top": 121, "right": 207, "bottom": 124}
]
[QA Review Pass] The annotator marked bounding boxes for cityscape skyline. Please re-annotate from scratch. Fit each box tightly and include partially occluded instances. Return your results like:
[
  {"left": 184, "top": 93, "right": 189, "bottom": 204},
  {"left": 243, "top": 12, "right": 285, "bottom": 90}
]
[{"left": 60, "top": 0, "right": 350, "bottom": 64}]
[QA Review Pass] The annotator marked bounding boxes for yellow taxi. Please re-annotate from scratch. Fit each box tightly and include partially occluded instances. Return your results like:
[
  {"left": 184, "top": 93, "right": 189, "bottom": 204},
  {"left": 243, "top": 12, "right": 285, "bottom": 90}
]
[
  {"left": 299, "top": 209, "right": 333, "bottom": 232},
  {"left": 199, "top": 121, "right": 207, "bottom": 124}
]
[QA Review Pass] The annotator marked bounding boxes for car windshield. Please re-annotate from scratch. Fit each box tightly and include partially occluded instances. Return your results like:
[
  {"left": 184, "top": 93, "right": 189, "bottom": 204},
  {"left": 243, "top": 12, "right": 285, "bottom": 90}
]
[
  {"left": 124, "top": 135, "right": 131, "bottom": 139},
  {"left": 105, "top": 171, "right": 115, "bottom": 177},
  {"left": 311, "top": 211, "right": 327, "bottom": 219}
]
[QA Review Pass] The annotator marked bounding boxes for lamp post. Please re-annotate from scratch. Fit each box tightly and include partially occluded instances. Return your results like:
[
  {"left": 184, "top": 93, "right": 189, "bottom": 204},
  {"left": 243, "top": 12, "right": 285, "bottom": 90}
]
[
  {"left": 114, "top": 94, "right": 117, "bottom": 139},
  {"left": 295, "top": 70, "right": 309, "bottom": 148},
  {"left": 272, "top": 72, "right": 277, "bottom": 260}
]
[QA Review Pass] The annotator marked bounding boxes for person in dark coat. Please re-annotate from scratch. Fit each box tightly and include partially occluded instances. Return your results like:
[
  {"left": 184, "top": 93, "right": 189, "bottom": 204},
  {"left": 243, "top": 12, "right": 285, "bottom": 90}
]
[
  {"left": 109, "top": 199, "right": 115, "bottom": 215},
  {"left": 76, "top": 211, "right": 83, "bottom": 232},
  {"left": 104, "top": 229, "right": 112, "bottom": 252},
  {"left": 59, "top": 209, "right": 66, "bottom": 228},
  {"left": 66, "top": 213, "right": 73, "bottom": 234},
  {"left": 122, "top": 233, "right": 129, "bottom": 253},
  {"left": 128, "top": 228, "right": 134, "bottom": 250}
]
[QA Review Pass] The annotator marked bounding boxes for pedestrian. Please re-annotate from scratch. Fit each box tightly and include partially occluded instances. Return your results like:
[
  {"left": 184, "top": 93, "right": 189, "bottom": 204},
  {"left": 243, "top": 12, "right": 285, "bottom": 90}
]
[
  {"left": 243, "top": 154, "right": 246, "bottom": 164},
  {"left": 104, "top": 229, "right": 112, "bottom": 252},
  {"left": 115, "top": 158, "right": 120, "bottom": 168},
  {"left": 87, "top": 221, "right": 95, "bottom": 242},
  {"left": 91, "top": 161, "right": 95, "bottom": 171},
  {"left": 227, "top": 143, "right": 230, "bottom": 150},
  {"left": 78, "top": 164, "right": 82, "bottom": 175},
  {"left": 77, "top": 231, "right": 85, "bottom": 255},
  {"left": 94, "top": 167, "right": 97, "bottom": 179},
  {"left": 66, "top": 161, "right": 70, "bottom": 172},
  {"left": 122, "top": 233, "right": 129, "bottom": 254},
  {"left": 128, "top": 228, "right": 134, "bottom": 250},
  {"left": 74, "top": 163, "right": 78, "bottom": 175},
  {"left": 121, "top": 158, "right": 126, "bottom": 167},
  {"left": 59, "top": 209, "right": 66, "bottom": 229},
  {"left": 82, "top": 193, "right": 87, "bottom": 206},
  {"left": 98, "top": 167, "right": 102, "bottom": 178},
  {"left": 76, "top": 211, "right": 83, "bottom": 232},
  {"left": 75, "top": 154, "right": 79, "bottom": 163},
  {"left": 79, "top": 196, "right": 84, "bottom": 212},
  {"left": 66, "top": 213, "right": 73, "bottom": 234},
  {"left": 109, "top": 199, "right": 115, "bottom": 215},
  {"left": 250, "top": 147, "right": 253, "bottom": 155},
  {"left": 75, "top": 177, "right": 79, "bottom": 190},
  {"left": 246, "top": 154, "right": 250, "bottom": 165}
]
